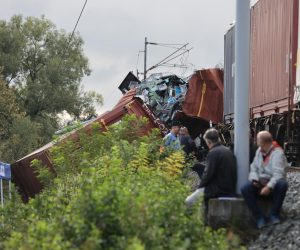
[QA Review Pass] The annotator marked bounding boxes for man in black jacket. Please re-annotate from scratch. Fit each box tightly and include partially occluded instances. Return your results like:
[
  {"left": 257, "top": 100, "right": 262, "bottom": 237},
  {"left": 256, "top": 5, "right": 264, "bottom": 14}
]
[{"left": 199, "top": 128, "right": 237, "bottom": 202}]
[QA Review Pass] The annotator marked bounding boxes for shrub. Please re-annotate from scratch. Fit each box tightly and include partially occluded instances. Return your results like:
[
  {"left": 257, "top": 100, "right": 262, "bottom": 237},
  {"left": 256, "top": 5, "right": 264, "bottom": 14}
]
[{"left": 1, "top": 115, "right": 241, "bottom": 249}]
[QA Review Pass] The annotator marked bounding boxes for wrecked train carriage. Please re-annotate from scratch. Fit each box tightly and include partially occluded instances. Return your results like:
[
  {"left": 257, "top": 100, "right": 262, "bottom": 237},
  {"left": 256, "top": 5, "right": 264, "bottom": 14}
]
[
  {"left": 222, "top": 0, "right": 300, "bottom": 166},
  {"left": 12, "top": 90, "right": 165, "bottom": 202},
  {"left": 124, "top": 69, "right": 224, "bottom": 139}
]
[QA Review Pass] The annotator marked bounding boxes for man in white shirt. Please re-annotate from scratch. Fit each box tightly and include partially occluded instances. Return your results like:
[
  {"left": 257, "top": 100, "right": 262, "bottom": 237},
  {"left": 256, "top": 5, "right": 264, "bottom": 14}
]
[{"left": 241, "top": 131, "right": 288, "bottom": 229}]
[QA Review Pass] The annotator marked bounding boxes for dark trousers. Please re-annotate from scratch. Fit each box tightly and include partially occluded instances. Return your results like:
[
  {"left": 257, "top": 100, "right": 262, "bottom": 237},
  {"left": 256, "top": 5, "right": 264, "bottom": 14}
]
[{"left": 241, "top": 179, "right": 288, "bottom": 219}]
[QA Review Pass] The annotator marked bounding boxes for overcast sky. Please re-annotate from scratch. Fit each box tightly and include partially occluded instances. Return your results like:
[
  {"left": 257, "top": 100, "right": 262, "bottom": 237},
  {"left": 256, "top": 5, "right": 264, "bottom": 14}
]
[{"left": 1, "top": 0, "right": 253, "bottom": 114}]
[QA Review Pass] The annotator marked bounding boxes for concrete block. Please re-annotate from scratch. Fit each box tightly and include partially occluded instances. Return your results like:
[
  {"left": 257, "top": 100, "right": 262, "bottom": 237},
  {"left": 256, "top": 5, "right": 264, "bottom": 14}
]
[
  {"left": 207, "top": 197, "right": 280, "bottom": 229},
  {"left": 207, "top": 198, "right": 253, "bottom": 228}
]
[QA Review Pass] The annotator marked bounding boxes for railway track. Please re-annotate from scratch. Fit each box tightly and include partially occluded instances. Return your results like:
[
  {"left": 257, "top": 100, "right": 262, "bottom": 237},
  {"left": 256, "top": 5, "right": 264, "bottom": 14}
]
[{"left": 286, "top": 166, "right": 300, "bottom": 173}]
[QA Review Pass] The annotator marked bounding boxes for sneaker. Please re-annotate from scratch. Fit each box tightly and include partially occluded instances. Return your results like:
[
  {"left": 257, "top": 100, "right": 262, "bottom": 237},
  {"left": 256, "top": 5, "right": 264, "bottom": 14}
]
[
  {"left": 256, "top": 217, "right": 267, "bottom": 229},
  {"left": 270, "top": 215, "right": 281, "bottom": 225}
]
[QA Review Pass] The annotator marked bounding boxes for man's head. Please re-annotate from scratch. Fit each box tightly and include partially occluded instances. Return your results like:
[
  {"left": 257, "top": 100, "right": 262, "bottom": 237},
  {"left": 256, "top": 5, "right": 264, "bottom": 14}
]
[
  {"left": 170, "top": 121, "right": 181, "bottom": 135},
  {"left": 179, "top": 126, "right": 189, "bottom": 136},
  {"left": 204, "top": 128, "right": 219, "bottom": 149},
  {"left": 257, "top": 131, "right": 273, "bottom": 152}
]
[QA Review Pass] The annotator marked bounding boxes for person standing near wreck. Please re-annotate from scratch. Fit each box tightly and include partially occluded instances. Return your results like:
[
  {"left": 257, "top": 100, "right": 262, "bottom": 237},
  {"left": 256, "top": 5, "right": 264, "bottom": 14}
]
[
  {"left": 198, "top": 128, "right": 237, "bottom": 202},
  {"left": 179, "top": 126, "right": 197, "bottom": 156},
  {"left": 241, "top": 131, "right": 288, "bottom": 229},
  {"left": 163, "top": 121, "right": 181, "bottom": 150}
]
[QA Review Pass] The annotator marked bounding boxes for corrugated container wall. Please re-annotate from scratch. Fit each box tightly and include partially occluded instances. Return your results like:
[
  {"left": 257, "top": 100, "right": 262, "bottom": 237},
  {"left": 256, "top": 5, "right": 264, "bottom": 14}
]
[
  {"left": 250, "top": 0, "right": 298, "bottom": 118},
  {"left": 182, "top": 68, "right": 224, "bottom": 124},
  {"left": 224, "top": 26, "right": 235, "bottom": 121}
]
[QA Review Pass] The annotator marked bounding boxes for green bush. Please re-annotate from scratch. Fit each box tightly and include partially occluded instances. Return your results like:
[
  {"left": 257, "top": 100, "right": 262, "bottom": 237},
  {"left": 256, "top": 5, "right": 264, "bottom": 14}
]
[{"left": 1, "top": 115, "right": 241, "bottom": 249}]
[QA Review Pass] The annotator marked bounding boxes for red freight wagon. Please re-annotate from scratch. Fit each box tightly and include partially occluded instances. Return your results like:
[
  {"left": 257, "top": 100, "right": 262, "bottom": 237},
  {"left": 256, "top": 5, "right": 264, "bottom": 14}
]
[
  {"left": 12, "top": 89, "right": 166, "bottom": 201},
  {"left": 250, "top": 0, "right": 299, "bottom": 117},
  {"left": 223, "top": 0, "right": 300, "bottom": 166}
]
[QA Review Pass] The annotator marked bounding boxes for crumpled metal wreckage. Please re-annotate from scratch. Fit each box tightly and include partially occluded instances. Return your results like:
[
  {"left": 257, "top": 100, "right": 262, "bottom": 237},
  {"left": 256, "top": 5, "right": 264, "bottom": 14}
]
[{"left": 134, "top": 73, "right": 189, "bottom": 125}]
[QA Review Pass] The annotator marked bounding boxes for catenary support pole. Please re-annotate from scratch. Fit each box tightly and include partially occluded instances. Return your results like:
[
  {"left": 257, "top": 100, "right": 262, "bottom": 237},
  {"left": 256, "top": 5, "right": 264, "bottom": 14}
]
[
  {"left": 0, "top": 179, "right": 3, "bottom": 208},
  {"left": 9, "top": 180, "right": 11, "bottom": 200},
  {"left": 234, "top": 0, "right": 250, "bottom": 194},
  {"left": 144, "top": 37, "right": 147, "bottom": 80}
]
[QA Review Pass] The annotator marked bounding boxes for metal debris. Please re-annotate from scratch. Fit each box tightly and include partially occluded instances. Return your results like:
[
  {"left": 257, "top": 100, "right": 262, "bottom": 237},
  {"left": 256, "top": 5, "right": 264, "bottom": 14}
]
[{"left": 135, "top": 73, "right": 189, "bottom": 124}]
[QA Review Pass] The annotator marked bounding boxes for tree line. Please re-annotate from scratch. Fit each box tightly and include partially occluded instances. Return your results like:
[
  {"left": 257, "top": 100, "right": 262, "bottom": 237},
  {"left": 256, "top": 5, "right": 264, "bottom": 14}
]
[{"left": 0, "top": 15, "right": 103, "bottom": 163}]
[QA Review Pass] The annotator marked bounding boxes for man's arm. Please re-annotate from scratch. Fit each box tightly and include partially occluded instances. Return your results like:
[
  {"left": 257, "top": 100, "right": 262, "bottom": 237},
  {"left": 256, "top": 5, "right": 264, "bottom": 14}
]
[
  {"left": 199, "top": 151, "right": 218, "bottom": 188},
  {"left": 249, "top": 150, "right": 259, "bottom": 182},
  {"left": 164, "top": 134, "right": 171, "bottom": 146},
  {"left": 267, "top": 151, "right": 286, "bottom": 189}
]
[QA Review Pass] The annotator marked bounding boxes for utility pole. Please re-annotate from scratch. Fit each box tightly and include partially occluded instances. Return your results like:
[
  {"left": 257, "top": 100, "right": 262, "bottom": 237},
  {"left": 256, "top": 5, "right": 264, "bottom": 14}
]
[
  {"left": 234, "top": 0, "right": 250, "bottom": 194},
  {"left": 144, "top": 37, "right": 148, "bottom": 80}
]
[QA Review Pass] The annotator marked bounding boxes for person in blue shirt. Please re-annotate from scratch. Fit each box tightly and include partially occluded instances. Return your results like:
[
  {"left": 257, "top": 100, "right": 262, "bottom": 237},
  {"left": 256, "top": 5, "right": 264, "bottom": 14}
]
[{"left": 164, "top": 121, "right": 181, "bottom": 150}]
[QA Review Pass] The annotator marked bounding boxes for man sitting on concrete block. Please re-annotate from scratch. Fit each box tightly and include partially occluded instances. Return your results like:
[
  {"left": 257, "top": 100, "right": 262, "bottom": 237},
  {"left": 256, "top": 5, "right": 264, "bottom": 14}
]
[
  {"left": 241, "top": 131, "right": 288, "bottom": 229},
  {"left": 186, "top": 129, "right": 237, "bottom": 207}
]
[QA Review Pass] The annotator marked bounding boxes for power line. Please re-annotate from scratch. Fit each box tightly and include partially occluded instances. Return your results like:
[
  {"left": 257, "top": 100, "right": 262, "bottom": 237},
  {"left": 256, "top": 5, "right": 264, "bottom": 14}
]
[
  {"left": 154, "top": 44, "right": 187, "bottom": 50},
  {"left": 159, "top": 47, "right": 193, "bottom": 66},
  {"left": 58, "top": 0, "right": 88, "bottom": 68},
  {"left": 147, "top": 43, "right": 189, "bottom": 71},
  {"left": 69, "top": 0, "right": 88, "bottom": 43},
  {"left": 148, "top": 42, "right": 186, "bottom": 46}
]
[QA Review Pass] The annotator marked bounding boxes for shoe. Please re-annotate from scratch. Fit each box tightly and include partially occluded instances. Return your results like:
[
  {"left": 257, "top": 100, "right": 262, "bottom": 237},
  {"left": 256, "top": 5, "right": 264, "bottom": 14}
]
[
  {"left": 270, "top": 215, "right": 281, "bottom": 225},
  {"left": 256, "top": 217, "right": 267, "bottom": 229}
]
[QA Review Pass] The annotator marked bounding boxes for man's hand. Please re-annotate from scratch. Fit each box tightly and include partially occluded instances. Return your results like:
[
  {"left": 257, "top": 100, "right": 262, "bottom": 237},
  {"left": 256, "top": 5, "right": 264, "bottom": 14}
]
[
  {"left": 260, "top": 186, "right": 271, "bottom": 196},
  {"left": 252, "top": 180, "right": 261, "bottom": 188}
]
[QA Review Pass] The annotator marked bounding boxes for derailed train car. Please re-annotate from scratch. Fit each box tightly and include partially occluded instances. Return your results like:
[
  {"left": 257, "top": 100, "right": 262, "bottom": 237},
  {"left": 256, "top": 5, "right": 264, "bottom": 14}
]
[
  {"left": 222, "top": 0, "right": 300, "bottom": 166},
  {"left": 12, "top": 69, "right": 224, "bottom": 201},
  {"left": 12, "top": 90, "right": 167, "bottom": 201}
]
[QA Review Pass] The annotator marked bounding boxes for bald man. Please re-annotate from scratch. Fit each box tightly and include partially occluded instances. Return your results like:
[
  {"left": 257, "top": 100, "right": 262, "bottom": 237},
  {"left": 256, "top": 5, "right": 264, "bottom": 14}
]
[{"left": 241, "top": 131, "right": 288, "bottom": 229}]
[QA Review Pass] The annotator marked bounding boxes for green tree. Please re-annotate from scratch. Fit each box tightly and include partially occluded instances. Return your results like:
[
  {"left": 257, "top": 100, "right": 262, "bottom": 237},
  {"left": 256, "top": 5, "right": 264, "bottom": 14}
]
[
  {"left": 0, "top": 75, "right": 41, "bottom": 162},
  {"left": 0, "top": 15, "right": 103, "bottom": 162},
  {"left": 0, "top": 15, "right": 103, "bottom": 118},
  {"left": 0, "top": 74, "right": 21, "bottom": 139}
]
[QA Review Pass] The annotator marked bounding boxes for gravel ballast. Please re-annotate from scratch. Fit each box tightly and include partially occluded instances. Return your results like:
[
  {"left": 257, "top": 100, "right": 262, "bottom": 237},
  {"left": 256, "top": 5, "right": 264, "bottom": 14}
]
[{"left": 248, "top": 171, "right": 300, "bottom": 250}]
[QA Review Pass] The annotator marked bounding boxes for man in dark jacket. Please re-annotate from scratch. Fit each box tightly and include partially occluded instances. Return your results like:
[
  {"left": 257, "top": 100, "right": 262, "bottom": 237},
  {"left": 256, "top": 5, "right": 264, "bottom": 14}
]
[{"left": 199, "top": 128, "right": 237, "bottom": 202}]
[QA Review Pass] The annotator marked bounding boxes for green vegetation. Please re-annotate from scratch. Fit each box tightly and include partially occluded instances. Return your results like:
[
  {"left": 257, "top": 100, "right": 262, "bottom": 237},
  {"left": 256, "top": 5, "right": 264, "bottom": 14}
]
[
  {"left": 0, "top": 15, "right": 102, "bottom": 162},
  {"left": 0, "top": 115, "right": 242, "bottom": 249}
]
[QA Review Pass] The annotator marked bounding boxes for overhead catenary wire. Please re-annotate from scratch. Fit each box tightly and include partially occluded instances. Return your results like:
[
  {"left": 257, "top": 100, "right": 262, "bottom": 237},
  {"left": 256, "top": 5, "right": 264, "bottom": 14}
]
[
  {"left": 69, "top": 0, "right": 88, "bottom": 43},
  {"left": 153, "top": 44, "right": 188, "bottom": 50},
  {"left": 148, "top": 42, "right": 188, "bottom": 50},
  {"left": 135, "top": 38, "right": 194, "bottom": 79},
  {"left": 158, "top": 63, "right": 190, "bottom": 69},
  {"left": 148, "top": 42, "right": 186, "bottom": 46},
  {"left": 148, "top": 46, "right": 193, "bottom": 72},
  {"left": 57, "top": 0, "right": 88, "bottom": 68},
  {"left": 147, "top": 43, "right": 189, "bottom": 71},
  {"left": 159, "top": 47, "right": 193, "bottom": 66}
]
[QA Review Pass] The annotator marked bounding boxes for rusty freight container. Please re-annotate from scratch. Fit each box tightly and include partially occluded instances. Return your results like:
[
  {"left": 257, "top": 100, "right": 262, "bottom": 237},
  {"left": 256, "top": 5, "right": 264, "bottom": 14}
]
[
  {"left": 12, "top": 90, "right": 164, "bottom": 201},
  {"left": 222, "top": 0, "right": 300, "bottom": 166},
  {"left": 223, "top": 0, "right": 299, "bottom": 120},
  {"left": 250, "top": 0, "right": 298, "bottom": 118},
  {"left": 182, "top": 68, "right": 224, "bottom": 124}
]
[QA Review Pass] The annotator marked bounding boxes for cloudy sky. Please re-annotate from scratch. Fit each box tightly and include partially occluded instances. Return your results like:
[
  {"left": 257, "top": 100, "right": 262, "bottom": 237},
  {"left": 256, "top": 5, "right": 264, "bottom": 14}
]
[{"left": 1, "top": 0, "right": 257, "bottom": 114}]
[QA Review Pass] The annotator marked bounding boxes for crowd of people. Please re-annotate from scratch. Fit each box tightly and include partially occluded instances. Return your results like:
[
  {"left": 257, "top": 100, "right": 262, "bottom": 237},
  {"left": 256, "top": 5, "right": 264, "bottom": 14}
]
[{"left": 164, "top": 122, "right": 288, "bottom": 229}]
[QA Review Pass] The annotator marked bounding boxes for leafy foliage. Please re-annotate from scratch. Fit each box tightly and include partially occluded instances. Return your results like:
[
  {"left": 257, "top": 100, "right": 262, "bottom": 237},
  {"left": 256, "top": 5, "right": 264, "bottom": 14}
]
[
  {"left": 0, "top": 15, "right": 103, "bottom": 162},
  {"left": 0, "top": 75, "right": 41, "bottom": 162},
  {"left": 1, "top": 115, "right": 241, "bottom": 249}
]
